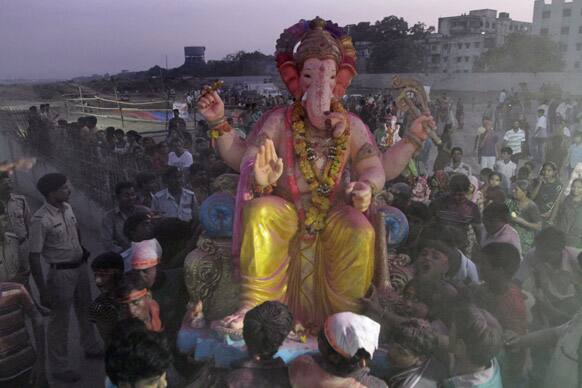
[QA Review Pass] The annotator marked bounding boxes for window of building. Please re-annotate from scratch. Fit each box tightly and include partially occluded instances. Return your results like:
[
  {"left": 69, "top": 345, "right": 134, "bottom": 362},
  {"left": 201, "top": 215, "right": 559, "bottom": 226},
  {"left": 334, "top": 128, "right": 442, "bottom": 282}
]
[
  {"left": 486, "top": 21, "right": 490, "bottom": 28},
  {"left": 577, "top": 43, "right": 582, "bottom": 51},
  {"left": 579, "top": 26, "right": 582, "bottom": 34},
  {"left": 560, "top": 43, "right": 568, "bottom": 52},
  {"left": 576, "top": 62, "right": 581, "bottom": 69},
  {"left": 562, "top": 26, "right": 570, "bottom": 35},
  {"left": 542, "top": 10, "right": 551, "bottom": 19},
  {"left": 465, "top": 56, "right": 470, "bottom": 62},
  {"left": 474, "top": 42, "right": 481, "bottom": 48},
  {"left": 464, "top": 70, "right": 469, "bottom": 73},
  {"left": 443, "top": 56, "right": 448, "bottom": 62},
  {"left": 457, "top": 43, "right": 463, "bottom": 49},
  {"left": 465, "top": 43, "right": 471, "bottom": 48},
  {"left": 563, "top": 9, "right": 572, "bottom": 17},
  {"left": 456, "top": 57, "right": 462, "bottom": 63},
  {"left": 541, "top": 28, "right": 549, "bottom": 35},
  {"left": 492, "top": 23, "right": 496, "bottom": 28}
]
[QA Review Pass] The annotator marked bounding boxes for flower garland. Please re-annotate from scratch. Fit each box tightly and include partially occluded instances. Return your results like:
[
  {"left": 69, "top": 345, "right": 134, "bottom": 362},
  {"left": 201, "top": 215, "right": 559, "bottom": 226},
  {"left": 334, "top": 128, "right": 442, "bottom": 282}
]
[{"left": 291, "top": 100, "right": 349, "bottom": 234}]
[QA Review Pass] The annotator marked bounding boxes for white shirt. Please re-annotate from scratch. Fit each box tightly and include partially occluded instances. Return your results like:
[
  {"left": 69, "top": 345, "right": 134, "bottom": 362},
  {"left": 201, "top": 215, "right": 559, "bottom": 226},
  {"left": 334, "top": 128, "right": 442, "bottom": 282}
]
[
  {"left": 494, "top": 159, "right": 517, "bottom": 190},
  {"left": 168, "top": 151, "right": 193, "bottom": 169},
  {"left": 499, "top": 91, "right": 507, "bottom": 104},
  {"left": 151, "top": 188, "right": 198, "bottom": 222},
  {"left": 535, "top": 115, "right": 548, "bottom": 138}
]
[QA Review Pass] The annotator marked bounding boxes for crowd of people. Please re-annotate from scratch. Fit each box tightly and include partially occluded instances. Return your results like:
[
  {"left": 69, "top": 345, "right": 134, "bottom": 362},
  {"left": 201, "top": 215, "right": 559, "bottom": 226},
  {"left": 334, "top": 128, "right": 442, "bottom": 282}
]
[{"left": 0, "top": 87, "right": 581, "bottom": 388}]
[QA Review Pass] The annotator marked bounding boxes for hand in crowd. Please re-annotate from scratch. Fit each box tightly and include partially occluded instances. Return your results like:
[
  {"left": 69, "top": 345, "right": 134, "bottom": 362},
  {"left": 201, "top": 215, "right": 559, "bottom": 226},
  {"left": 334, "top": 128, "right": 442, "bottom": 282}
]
[
  {"left": 346, "top": 181, "right": 372, "bottom": 212},
  {"left": 197, "top": 87, "right": 225, "bottom": 122},
  {"left": 254, "top": 138, "right": 284, "bottom": 188}
]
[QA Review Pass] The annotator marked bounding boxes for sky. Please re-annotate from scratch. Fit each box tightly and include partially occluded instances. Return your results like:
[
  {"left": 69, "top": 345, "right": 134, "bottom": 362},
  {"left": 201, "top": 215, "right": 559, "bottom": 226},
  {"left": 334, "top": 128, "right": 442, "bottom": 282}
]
[{"left": 0, "top": 0, "right": 535, "bottom": 80}]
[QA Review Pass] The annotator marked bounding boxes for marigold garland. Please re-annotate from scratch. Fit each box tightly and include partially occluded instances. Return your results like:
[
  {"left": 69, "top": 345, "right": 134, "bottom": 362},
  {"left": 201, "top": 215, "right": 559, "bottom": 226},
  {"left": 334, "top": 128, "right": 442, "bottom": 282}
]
[{"left": 291, "top": 100, "right": 349, "bottom": 234}]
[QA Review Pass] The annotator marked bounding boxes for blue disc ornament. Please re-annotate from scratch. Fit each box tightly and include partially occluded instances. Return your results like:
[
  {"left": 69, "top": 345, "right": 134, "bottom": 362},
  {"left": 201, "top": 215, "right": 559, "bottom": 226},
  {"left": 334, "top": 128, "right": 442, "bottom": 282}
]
[
  {"left": 377, "top": 206, "right": 409, "bottom": 246},
  {"left": 199, "top": 193, "right": 235, "bottom": 238}
]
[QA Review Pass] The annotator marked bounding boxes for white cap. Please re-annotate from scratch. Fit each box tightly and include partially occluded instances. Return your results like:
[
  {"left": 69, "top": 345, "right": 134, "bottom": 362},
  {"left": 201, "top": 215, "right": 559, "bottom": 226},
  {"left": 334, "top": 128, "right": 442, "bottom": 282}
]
[
  {"left": 323, "top": 312, "right": 380, "bottom": 359},
  {"left": 131, "top": 239, "right": 162, "bottom": 270}
]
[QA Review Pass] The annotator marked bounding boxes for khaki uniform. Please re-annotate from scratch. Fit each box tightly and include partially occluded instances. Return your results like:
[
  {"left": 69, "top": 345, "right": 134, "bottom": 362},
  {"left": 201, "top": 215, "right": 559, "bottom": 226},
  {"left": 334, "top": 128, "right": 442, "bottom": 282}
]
[{"left": 29, "top": 202, "right": 99, "bottom": 374}]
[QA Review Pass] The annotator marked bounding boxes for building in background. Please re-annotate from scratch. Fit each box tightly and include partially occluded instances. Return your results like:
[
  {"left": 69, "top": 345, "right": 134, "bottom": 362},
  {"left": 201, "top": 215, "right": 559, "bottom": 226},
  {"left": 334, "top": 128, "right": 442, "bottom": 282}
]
[
  {"left": 425, "top": 10, "right": 531, "bottom": 73},
  {"left": 184, "top": 46, "right": 206, "bottom": 65},
  {"left": 532, "top": 0, "right": 582, "bottom": 71}
]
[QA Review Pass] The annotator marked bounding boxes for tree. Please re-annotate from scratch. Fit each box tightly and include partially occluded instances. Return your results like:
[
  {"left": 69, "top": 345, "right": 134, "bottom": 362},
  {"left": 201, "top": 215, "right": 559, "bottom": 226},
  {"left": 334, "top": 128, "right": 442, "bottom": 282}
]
[{"left": 474, "top": 34, "right": 564, "bottom": 72}]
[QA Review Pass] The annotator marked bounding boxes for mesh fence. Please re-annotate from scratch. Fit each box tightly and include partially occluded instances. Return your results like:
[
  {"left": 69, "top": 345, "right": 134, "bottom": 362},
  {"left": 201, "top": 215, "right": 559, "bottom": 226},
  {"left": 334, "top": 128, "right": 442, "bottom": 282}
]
[{"left": 0, "top": 107, "right": 164, "bottom": 209}]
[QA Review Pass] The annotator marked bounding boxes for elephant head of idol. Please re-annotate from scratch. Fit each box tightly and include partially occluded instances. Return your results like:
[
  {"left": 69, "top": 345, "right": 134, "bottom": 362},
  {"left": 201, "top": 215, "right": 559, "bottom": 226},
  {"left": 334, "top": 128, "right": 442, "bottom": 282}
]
[{"left": 276, "top": 17, "right": 357, "bottom": 128}]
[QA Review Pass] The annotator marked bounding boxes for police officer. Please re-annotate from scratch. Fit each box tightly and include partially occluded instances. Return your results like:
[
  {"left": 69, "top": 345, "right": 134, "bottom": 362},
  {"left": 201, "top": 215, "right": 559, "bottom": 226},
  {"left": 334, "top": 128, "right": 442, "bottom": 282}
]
[{"left": 29, "top": 173, "right": 101, "bottom": 383}]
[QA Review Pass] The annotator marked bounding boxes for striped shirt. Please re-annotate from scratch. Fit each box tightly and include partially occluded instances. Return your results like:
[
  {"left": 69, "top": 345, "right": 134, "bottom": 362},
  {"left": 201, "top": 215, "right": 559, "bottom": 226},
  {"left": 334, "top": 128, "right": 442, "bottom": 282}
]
[
  {"left": 503, "top": 129, "right": 526, "bottom": 154},
  {"left": 0, "top": 282, "right": 36, "bottom": 381}
]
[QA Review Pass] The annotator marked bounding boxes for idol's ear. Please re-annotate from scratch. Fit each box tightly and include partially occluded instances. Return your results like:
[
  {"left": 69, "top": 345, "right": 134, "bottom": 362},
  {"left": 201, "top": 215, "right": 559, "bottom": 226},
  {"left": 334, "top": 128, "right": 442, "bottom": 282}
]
[
  {"left": 278, "top": 61, "right": 302, "bottom": 99},
  {"left": 333, "top": 64, "right": 357, "bottom": 98}
]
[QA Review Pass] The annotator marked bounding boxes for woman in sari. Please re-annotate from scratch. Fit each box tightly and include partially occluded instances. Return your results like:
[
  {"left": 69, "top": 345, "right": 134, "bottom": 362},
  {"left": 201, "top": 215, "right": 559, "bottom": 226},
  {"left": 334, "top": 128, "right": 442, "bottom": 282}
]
[{"left": 506, "top": 180, "right": 542, "bottom": 254}]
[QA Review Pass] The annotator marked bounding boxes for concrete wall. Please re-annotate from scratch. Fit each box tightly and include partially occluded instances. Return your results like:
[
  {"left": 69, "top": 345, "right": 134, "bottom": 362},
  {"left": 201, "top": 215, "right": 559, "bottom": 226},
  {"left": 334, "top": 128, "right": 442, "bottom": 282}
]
[{"left": 349, "top": 72, "right": 582, "bottom": 95}]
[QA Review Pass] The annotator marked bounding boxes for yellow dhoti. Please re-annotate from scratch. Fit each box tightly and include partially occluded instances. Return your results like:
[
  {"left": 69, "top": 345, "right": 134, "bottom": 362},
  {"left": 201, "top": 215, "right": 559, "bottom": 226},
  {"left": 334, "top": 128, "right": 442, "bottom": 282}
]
[{"left": 239, "top": 195, "right": 374, "bottom": 326}]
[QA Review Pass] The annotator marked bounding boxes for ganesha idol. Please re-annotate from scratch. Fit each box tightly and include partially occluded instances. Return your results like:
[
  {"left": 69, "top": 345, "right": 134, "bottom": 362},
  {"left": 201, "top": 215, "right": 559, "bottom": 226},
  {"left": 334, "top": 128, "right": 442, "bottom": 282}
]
[{"left": 197, "top": 17, "right": 433, "bottom": 333}]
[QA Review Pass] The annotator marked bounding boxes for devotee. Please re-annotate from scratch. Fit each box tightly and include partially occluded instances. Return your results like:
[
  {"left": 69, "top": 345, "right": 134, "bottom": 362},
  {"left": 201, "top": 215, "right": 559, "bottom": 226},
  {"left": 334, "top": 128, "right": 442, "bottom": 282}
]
[
  {"left": 471, "top": 243, "right": 527, "bottom": 386},
  {"left": 222, "top": 301, "right": 293, "bottom": 388},
  {"left": 152, "top": 166, "right": 198, "bottom": 222},
  {"left": 105, "top": 325, "right": 171, "bottom": 388},
  {"left": 289, "top": 312, "right": 387, "bottom": 387},
  {"left": 487, "top": 172, "right": 503, "bottom": 192},
  {"left": 429, "top": 174, "right": 482, "bottom": 255},
  {"left": 442, "top": 305, "right": 503, "bottom": 388},
  {"left": 532, "top": 108, "right": 548, "bottom": 163},
  {"left": 516, "top": 227, "right": 581, "bottom": 327},
  {"left": 167, "top": 137, "right": 194, "bottom": 170},
  {"left": 386, "top": 319, "right": 446, "bottom": 388},
  {"left": 494, "top": 147, "right": 517, "bottom": 192},
  {"left": 503, "top": 121, "right": 526, "bottom": 161},
  {"left": 444, "top": 147, "right": 472, "bottom": 177},
  {"left": 29, "top": 173, "right": 101, "bottom": 383},
  {"left": 481, "top": 203, "right": 522, "bottom": 255},
  {"left": 505, "top": 301, "right": 582, "bottom": 388},
  {"left": 101, "top": 181, "right": 150, "bottom": 253},
  {"left": 0, "top": 172, "right": 31, "bottom": 285},
  {"left": 135, "top": 171, "right": 158, "bottom": 208},
  {"left": 483, "top": 186, "right": 506, "bottom": 208},
  {"left": 152, "top": 141, "right": 170, "bottom": 171},
  {"left": 189, "top": 162, "right": 211, "bottom": 203},
  {"left": 556, "top": 178, "right": 582, "bottom": 248},
  {"left": 114, "top": 271, "right": 163, "bottom": 332},
  {"left": 414, "top": 237, "right": 479, "bottom": 285},
  {"left": 566, "top": 130, "right": 582, "bottom": 177},
  {"left": 168, "top": 108, "right": 187, "bottom": 140},
  {"left": 474, "top": 119, "right": 497, "bottom": 170},
  {"left": 433, "top": 124, "right": 453, "bottom": 172},
  {"left": 88, "top": 252, "right": 124, "bottom": 345},
  {"left": 531, "top": 162, "right": 563, "bottom": 223},
  {"left": 506, "top": 180, "right": 542, "bottom": 254},
  {"left": 0, "top": 282, "right": 47, "bottom": 388}
]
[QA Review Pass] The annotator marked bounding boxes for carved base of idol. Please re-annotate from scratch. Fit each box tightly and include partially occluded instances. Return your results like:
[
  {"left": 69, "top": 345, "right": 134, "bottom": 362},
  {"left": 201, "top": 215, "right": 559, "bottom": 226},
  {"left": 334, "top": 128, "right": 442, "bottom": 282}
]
[{"left": 183, "top": 236, "right": 240, "bottom": 327}]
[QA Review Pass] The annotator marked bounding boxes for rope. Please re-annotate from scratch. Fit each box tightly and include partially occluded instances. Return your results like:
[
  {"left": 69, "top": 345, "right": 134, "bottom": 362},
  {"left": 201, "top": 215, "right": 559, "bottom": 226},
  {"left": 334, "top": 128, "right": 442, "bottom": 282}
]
[
  {"left": 92, "top": 96, "right": 169, "bottom": 106},
  {"left": 69, "top": 104, "right": 173, "bottom": 112}
]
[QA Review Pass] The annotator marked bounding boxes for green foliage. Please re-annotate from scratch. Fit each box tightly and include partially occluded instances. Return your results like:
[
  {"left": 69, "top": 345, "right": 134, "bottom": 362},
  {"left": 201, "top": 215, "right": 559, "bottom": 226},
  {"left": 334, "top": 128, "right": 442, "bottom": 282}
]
[
  {"left": 474, "top": 34, "right": 564, "bottom": 72},
  {"left": 350, "top": 16, "right": 434, "bottom": 73}
]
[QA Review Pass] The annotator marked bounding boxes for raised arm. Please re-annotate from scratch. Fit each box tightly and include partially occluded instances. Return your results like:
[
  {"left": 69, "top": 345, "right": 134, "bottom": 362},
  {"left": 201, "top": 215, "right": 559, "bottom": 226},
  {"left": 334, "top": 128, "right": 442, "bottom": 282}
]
[
  {"left": 197, "top": 89, "right": 247, "bottom": 172},
  {"left": 349, "top": 116, "right": 386, "bottom": 195}
]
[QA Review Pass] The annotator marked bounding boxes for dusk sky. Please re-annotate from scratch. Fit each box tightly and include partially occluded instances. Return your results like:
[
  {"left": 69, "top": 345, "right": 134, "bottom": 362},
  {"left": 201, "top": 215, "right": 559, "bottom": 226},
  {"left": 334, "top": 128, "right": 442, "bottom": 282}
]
[{"left": 0, "top": 0, "right": 535, "bottom": 80}]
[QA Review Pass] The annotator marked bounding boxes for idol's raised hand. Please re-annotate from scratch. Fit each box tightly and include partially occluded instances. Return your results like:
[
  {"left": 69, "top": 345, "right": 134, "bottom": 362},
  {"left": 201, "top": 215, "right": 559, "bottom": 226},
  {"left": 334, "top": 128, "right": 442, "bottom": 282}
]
[
  {"left": 254, "top": 138, "right": 284, "bottom": 188},
  {"left": 197, "top": 87, "right": 225, "bottom": 123}
]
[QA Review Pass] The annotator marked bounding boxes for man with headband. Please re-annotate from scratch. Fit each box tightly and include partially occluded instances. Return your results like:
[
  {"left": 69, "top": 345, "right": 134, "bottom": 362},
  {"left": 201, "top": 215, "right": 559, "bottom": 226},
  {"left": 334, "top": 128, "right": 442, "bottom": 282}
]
[{"left": 115, "top": 271, "right": 163, "bottom": 333}]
